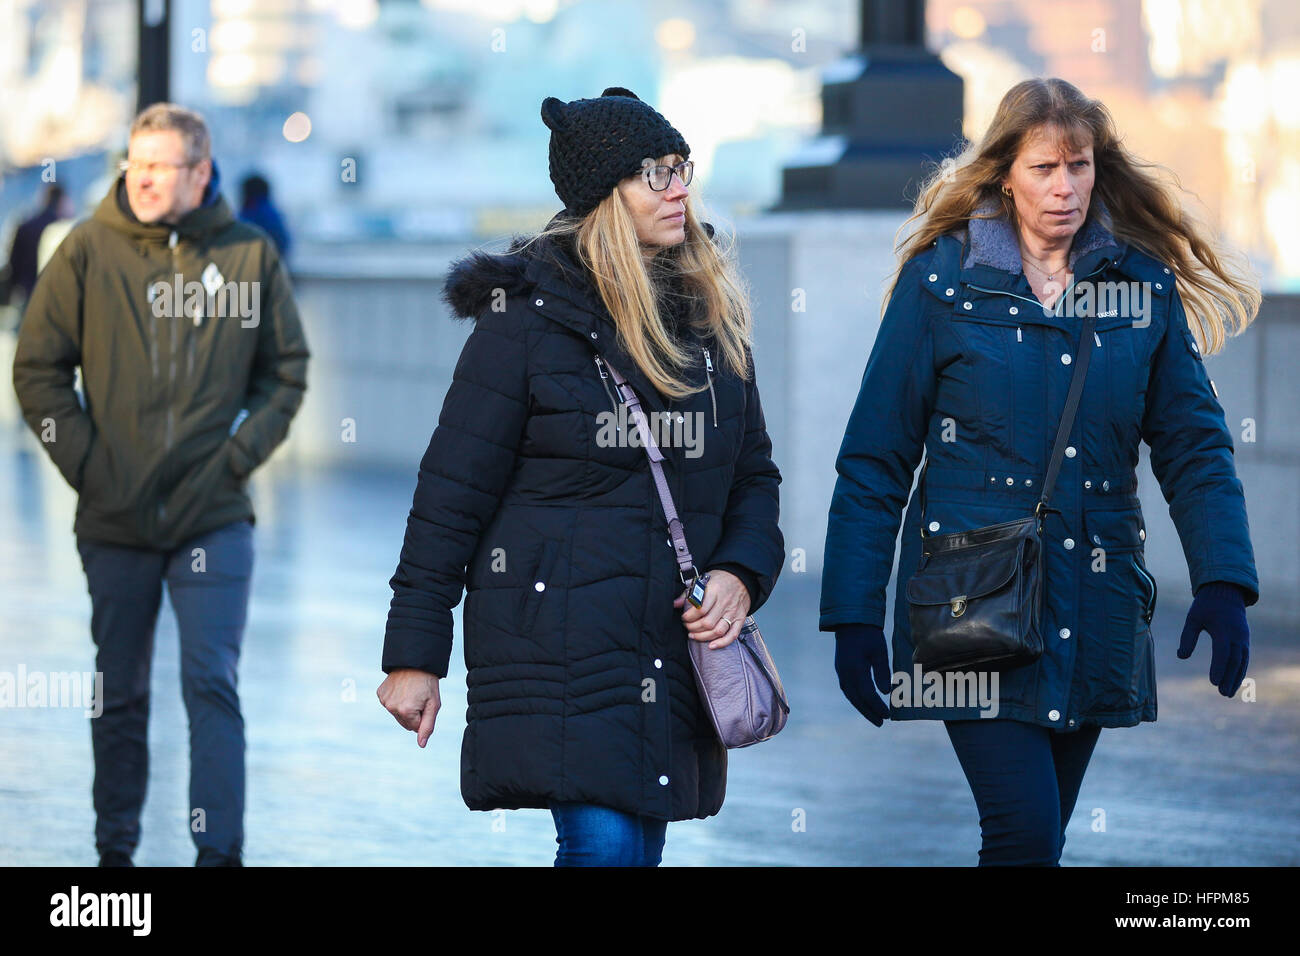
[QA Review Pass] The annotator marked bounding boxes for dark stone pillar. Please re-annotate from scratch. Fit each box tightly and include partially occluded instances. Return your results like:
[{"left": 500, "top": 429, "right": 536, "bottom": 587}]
[
  {"left": 136, "top": 0, "right": 171, "bottom": 113},
  {"left": 774, "top": 0, "right": 964, "bottom": 211}
]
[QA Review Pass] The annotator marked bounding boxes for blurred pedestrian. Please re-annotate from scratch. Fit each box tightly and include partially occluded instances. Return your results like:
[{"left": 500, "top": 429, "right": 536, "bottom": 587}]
[
  {"left": 377, "top": 88, "right": 784, "bottom": 866},
  {"left": 237, "top": 173, "right": 291, "bottom": 262},
  {"left": 4, "top": 183, "right": 73, "bottom": 315},
  {"left": 821, "top": 77, "right": 1260, "bottom": 865},
  {"left": 12, "top": 102, "right": 310, "bottom": 867}
]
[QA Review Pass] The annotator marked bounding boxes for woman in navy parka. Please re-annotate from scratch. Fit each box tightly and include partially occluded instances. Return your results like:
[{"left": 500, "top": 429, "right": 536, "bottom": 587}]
[{"left": 820, "top": 78, "right": 1261, "bottom": 865}]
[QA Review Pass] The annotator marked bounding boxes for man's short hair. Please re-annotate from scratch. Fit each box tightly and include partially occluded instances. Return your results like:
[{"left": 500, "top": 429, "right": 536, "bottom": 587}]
[{"left": 130, "top": 102, "right": 211, "bottom": 164}]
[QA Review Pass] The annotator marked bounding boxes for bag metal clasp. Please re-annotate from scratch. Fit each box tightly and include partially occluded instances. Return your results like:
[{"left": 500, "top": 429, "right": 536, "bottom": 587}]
[{"left": 950, "top": 594, "right": 968, "bottom": 618}]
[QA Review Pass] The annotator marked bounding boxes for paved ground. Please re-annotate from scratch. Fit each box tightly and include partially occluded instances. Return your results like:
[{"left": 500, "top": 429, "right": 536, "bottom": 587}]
[{"left": 2, "top": 422, "right": 1298, "bottom": 866}]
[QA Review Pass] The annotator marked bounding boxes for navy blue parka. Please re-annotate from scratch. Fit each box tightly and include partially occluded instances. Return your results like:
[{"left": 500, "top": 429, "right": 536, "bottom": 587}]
[{"left": 820, "top": 201, "right": 1259, "bottom": 730}]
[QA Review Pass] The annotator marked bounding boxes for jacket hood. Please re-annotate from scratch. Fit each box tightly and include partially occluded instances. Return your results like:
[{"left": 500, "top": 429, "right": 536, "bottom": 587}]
[
  {"left": 442, "top": 209, "right": 716, "bottom": 324},
  {"left": 93, "top": 157, "right": 233, "bottom": 243}
]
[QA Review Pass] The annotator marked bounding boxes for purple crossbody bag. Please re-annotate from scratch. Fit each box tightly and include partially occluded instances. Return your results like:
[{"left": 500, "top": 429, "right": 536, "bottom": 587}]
[{"left": 600, "top": 356, "right": 789, "bottom": 748}]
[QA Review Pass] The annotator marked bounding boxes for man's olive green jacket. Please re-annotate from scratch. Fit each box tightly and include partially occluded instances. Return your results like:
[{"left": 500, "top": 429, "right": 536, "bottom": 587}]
[{"left": 12, "top": 172, "right": 309, "bottom": 549}]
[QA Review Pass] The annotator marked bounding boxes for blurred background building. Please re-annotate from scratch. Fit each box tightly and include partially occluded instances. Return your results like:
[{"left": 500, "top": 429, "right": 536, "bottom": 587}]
[{"left": 1, "top": 0, "right": 1298, "bottom": 279}]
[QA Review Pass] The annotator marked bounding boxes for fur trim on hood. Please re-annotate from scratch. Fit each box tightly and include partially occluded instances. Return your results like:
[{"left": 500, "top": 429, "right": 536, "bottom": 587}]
[{"left": 441, "top": 216, "right": 716, "bottom": 322}]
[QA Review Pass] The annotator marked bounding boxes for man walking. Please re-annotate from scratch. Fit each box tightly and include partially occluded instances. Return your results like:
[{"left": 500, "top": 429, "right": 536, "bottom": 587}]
[{"left": 12, "top": 103, "right": 309, "bottom": 866}]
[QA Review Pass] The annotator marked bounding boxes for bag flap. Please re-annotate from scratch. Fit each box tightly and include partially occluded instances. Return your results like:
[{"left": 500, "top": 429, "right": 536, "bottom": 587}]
[{"left": 906, "top": 535, "right": 1027, "bottom": 606}]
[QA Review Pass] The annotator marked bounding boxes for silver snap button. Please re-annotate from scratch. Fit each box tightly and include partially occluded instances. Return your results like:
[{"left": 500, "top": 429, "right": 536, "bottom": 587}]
[
  {"left": 1065, "top": 446, "right": 1076, "bottom": 458},
  {"left": 1068, "top": 718, "right": 1076, "bottom": 726},
  {"left": 1048, "top": 709, "right": 1061, "bottom": 721},
  {"left": 1092, "top": 534, "right": 1101, "bottom": 545},
  {"left": 1139, "top": 528, "right": 1146, "bottom": 541},
  {"left": 677, "top": 415, "right": 684, "bottom": 423},
  {"left": 963, "top": 301, "right": 973, "bottom": 310},
  {"left": 1155, "top": 283, "right": 1163, "bottom": 290},
  {"left": 1009, "top": 306, "right": 1018, "bottom": 315},
  {"left": 928, "top": 521, "right": 940, "bottom": 532},
  {"left": 534, "top": 298, "right": 544, "bottom": 306},
  {"left": 928, "top": 273, "right": 938, "bottom": 282},
  {"left": 534, "top": 581, "right": 545, "bottom": 592},
  {"left": 1191, "top": 341, "right": 1199, "bottom": 353},
  {"left": 1064, "top": 538, "right": 1075, "bottom": 549},
  {"left": 990, "top": 476, "right": 997, "bottom": 483},
  {"left": 1163, "top": 267, "right": 1170, "bottom": 274},
  {"left": 1005, "top": 477, "right": 1014, "bottom": 486},
  {"left": 1059, "top": 627, "right": 1071, "bottom": 639},
  {"left": 945, "top": 287, "right": 954, "bottom": 296},
  {"left": 654, "top": 658, "right": 663, "bottom": 669},
  {"left": 1024, "top": 479, "right": 1033, "bottom": 487},
  {"left": 1061, "top": 353, "right": 1072, "bottom": 365},
  {"left": 1102, "top": 480, "right": 1110, "bottom": 491},
  {"left": 658, "top": 775, "right": 669, "bottom": 786},
  {"left": 1084, "top": 480, "right": 1092, "bottom": 489},
  {"left": 590, "top": 331, "right": 598, "bottom": 339}
]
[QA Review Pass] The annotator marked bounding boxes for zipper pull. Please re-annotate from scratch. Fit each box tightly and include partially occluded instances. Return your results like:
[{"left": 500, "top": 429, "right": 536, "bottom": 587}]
[
  {"left": 1016, "top": 327, "right": 1022, "bottom": 343},
  {"left": 594, "top": 355, "right": 607, "bottom": 378},
  {"left": 703, "top": 348, "right": 717, "bottom": 428},
  {"left": 1093, "top": 331, "right": 1101, "bottom": 347},
  {"left": 168, "top": 230, "right": 178, "bottom": 249}
]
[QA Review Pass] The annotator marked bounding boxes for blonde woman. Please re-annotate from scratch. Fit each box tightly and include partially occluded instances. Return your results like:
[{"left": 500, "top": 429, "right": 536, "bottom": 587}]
[
  {"left": 822, "top": 77, "right": 1260, "bottom": 865},
  {"left": 377, "top": 88, "right": 784, "bottom": 866}
]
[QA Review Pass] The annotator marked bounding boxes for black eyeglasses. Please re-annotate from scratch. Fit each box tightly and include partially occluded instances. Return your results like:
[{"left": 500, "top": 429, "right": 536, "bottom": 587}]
[{"left": 642, "top": 160, "right": 693, "bottom": 191}]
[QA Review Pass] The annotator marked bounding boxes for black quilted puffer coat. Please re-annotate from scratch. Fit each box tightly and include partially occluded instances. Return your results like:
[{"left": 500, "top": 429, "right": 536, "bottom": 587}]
[{"left": 382, "top": 214, "right": 784, "bottom": 821}]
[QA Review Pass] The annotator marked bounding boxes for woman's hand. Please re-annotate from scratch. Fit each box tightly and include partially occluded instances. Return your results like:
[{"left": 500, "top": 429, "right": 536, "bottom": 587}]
[
  {"left": 377, "top": 668, "right": 442, "bottom": 747},
  {"left": 834, "top": 624, "right": 892, "bottom": 726},
  {"left": 674, "top": 569, "right": 750, "bottom": 649},
  {"left": 1177, "top": 581, "right": 1251, "bottom": 697}
]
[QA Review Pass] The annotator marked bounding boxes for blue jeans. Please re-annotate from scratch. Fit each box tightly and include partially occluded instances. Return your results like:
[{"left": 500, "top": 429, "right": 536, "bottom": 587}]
[
  {"left": 550, "top": 802, "right": 668, "bottom": 866},
  {"left": 76, "top": 519, "right": 254, "bottom": 864},
  {"left": 944, "top": 718, "right": 1102, "bottom": 866}
]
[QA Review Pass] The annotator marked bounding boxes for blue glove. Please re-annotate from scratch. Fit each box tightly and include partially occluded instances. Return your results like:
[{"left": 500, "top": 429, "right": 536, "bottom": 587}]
[
  {"left": 834, "top": 624, "right": 892, "bottom": 726},
  {"left": 1177, "top": 581, "right": 1250, "bottom": 697}
]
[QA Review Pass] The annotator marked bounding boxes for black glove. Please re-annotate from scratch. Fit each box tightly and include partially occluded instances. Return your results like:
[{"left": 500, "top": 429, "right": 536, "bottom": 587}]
[
  {"left": 834, "top": 624, "right": 892, "bottom": 726},
  {"left": 1177, "top": 581, "right": 1251, "bottom": 697}
]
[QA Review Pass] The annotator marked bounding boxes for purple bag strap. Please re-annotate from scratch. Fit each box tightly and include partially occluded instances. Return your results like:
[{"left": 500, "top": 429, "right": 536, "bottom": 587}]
[{"left": 600, "top": 356, "right": 698, "bottom": 586}]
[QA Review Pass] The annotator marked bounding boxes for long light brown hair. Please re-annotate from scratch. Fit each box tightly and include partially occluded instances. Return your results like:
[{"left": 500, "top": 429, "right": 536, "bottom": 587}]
[
  {"left": 519, "top": 188, "right": 754, "bottom": 398},
  {"left": 888, "top": 77, "right": 1260, "bottom": 355}
]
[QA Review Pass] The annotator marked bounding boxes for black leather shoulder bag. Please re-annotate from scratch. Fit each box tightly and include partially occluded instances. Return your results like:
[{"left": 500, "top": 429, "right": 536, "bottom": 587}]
[{"left": 906, "top": 312, "right": 1097, "bottom": 672}]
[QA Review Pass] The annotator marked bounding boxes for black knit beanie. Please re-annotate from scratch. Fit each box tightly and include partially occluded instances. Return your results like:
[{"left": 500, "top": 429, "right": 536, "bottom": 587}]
[{"left": 541, "top": 87, "right": 690, "bottom": 218}]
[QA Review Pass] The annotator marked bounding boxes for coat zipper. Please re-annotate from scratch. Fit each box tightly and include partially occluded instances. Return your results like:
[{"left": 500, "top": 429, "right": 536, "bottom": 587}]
[
  {"left": 964, "top": 258, "right": 1111, "bottom": 317},
  {"left": 702, "top": 347, "right": 717, "bottom": 428},
  {"left": 1133, "top": 556, "right": 1157, "bottom": 623},
  {"left": 159, "top": 229, "right": 180, "bottom": 526},
  {"left": 593, "top": 355, "right": 620, "bottom": 419}
]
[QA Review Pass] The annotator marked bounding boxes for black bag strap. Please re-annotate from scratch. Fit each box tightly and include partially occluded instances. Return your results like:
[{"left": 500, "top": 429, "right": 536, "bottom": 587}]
[{"left": 920, "top": 312, "right": 1098, "bottom": 537}]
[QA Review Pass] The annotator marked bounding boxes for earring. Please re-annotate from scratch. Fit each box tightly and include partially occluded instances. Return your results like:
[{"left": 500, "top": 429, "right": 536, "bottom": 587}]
[{"left": 1001, "top": 185, "right": 1012, "bottom": 197}]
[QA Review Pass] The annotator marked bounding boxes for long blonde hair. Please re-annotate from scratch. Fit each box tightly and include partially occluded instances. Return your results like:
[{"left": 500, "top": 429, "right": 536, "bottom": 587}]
[
  {"left": 519, "top": 189, "right": 754, "bottom": 398},
  {"left": 889, "top": 77, "right": 1260, "bottom": 355}
]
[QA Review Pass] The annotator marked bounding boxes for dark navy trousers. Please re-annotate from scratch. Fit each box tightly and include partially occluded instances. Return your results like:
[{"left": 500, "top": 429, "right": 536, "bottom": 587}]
[
  {"left": 76, "top": 519, "right": 253, "bottom": 864},
  {"left": 944, "top": 718, "right": 1103, "bottom": 866}
]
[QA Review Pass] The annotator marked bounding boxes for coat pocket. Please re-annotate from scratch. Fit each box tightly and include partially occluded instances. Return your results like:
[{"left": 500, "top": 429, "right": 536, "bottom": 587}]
[
  {"left": 520, "top": 538, "right": 561, "bottom": 636},
  {"left": 1132, "top": 552, "right": 1158, "bottom": 625},
  {"left": 78, "top": 433, "right": 123, "bottom": 514},
  {"left": 1082, "top": 506, "right": 1152, "bottom": 711}
]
